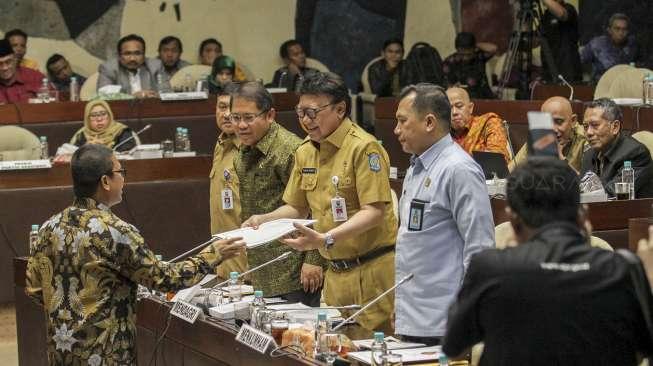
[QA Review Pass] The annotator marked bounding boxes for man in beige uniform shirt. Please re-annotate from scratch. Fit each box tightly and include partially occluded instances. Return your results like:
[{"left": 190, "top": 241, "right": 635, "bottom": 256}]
[
  {"left": 209, "top": 83, "right": 248, "bottom": 280},
  {"left": 243, "top": 73, "right": 397, "bottom": 339},
  {"left": 511, "top": 96, "right": 588, "bottom": 171}
]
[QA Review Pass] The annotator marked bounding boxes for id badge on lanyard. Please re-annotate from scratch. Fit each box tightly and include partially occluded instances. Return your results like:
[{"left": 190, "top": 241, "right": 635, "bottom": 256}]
[
  {"left": 330, "top": 176, "right": 348, "bottom": 222},
  {"left": 222, "top": 169, "right": 234, "bottom": 210}
]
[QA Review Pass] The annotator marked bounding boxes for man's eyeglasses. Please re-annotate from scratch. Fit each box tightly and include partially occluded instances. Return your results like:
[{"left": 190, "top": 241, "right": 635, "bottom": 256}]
[
  {"left": 111, "top": 168, "right": 127, "bottom": 178},
  {"left": 89, "top": 111, "right": 108, "bottom": 119},
  {"left": 120, "top": 51, "right": 144, "bottom": 57},
  {"left": 229, "top": 110, "right": 267, "bottom": 124},
  {"left": 295, "top": 103, "right": 333, "bottom": 120}
]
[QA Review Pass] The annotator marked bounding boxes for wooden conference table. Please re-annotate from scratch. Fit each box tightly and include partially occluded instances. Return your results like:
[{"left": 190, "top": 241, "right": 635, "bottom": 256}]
[{"left": 0, "top": 93, "right": 305, "bottom": 157}]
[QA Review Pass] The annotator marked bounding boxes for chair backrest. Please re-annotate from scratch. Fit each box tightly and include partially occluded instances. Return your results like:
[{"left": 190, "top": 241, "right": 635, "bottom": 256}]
[
  {"left": 594, "top": 64, "right": 633, "bottom": 99},
  {"left": 169, "top": 65, "right": 212, "bottom": 91},
  {"left": 606, "top": 67, "right": 653, "bottom": 99},
  {"left": 0, "top": 125, "right": 41, "bottom": 161},
  {"left": 632, "top": 131, "right": 653, "bottom": 156},
  {"left": 495, "top": 221, "right": 613, "bottom": 251},
  {"left": 305, "top": 58, "right": 330, "bottom": 73},
  {"left": 80, "top": 72, "right": 99, "bottom": 101},
  {"left": 361, "top": 56, "right": 383, "bottom": 95}
]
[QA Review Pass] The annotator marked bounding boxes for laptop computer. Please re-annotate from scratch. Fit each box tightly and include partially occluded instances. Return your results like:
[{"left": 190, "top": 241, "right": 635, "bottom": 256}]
[{"left": 472, "top": 151, "right": 509, "bottom": 179}]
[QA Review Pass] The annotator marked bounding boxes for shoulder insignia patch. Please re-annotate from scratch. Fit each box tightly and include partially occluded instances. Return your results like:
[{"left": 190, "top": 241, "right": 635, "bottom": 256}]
[{"left": 368, "top": 153, "right": 381, "bottom": 172}]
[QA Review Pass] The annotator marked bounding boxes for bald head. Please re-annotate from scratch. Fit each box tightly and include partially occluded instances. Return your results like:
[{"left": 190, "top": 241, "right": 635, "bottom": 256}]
[
  {"left": 540, "top": 96, "right": 577, "bottom": 144},
  {"left": 446, "top": 87, "right": 474, "bottom": 133}
]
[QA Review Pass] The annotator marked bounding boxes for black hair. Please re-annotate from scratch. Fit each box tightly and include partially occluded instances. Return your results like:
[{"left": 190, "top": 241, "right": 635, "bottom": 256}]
[
  {"left": 382, "top": 38, "right": 404, "bottom": 51},
  {"left": 299, "top": 72, "right": 351, "bottom": 117},
  {"left": 4, "top": 29, "right": 27, "bottom": 41},
  {"left": 117, "top": 34, "right": 146, "bottom": 55},
  {"left": 158, "top": 35, "right": 183, "bottom": 53},
  {"left": 398, "top": 83, "right": 451, "bottom": 129},
  {"left": 608, "top": 13, "right": 630, "bottom": 28},
  {"left": 232, "top": 81, "right": 272, "bottom": 112},
  {"left": 199, "top": 38, "right": 222, "bottom": 55},
  {"left": 45, "top": 54, "right": 66, "bottom": 79},
  {"left": 585, "top": 97, "right": 623, "bottom": 123},
  {"left": 455, "top": 32, "right": 476, "bottom": 49},
  {"left": 279, "top": 39, "right": 302, "bottom": 59},
  {"left": 507, "top": 157, "right": 580, "bottom": 228},
  {"left": 71, "top": 144, "right": 114, "bottom": 199}
]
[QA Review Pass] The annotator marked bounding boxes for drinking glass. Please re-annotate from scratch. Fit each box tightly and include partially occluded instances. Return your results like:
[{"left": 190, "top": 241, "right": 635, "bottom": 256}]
[
  {"left": 381, "top": 353, "right": 403, "bottom": 366},
  {"left": 615, "top": 182, "right": 630, "bottom": 200},
  {"left": 320, "top": 333, "right": 341, "bottom": 366}
]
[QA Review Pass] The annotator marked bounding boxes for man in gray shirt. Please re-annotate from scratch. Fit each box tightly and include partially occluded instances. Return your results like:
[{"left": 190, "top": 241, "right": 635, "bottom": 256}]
[
  {"left": 393, "top": 83, "right": 494, "bottom": 346},
  {"left": 97, "top": 34, "right": 162, "bottom": 98}
]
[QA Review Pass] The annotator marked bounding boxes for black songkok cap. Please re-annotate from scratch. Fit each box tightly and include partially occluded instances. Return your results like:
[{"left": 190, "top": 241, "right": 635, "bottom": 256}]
[{"left": 0, "top": 39, "right": 13, "bottom": 57}]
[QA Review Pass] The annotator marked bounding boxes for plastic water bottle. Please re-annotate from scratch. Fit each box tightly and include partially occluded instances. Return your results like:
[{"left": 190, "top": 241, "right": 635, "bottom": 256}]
[
  {"left": 39, "top": 136, "right": 49, "bottom": 159},
  {"left": 249, "top": 290, "right": 266, "bottom": 328},
  {"left": 174, "top": 127, "right": 183, "bottom": 151},
  {"left": 622, "top": 160, "right": 635, "bottom": 199},
  {"left": 278, "top": 70, "right": 288, "bottom": 88},
  {"left": 157, "top": 73, "right": 170, "bottom": 93},
  {"left": 439, "top": 354, "right": 450, "bottom": 366},
  {"left": 69, "top": 76, "right": 79, "bottom": 102},
  {"left": 29, "top": 224, "right": 39, "bottom": 251},
  {"left": 38, "top": 78, "right": 51, "bottom": 103},
  {"left": 643, "top": 74, "right": 653, "bottom": 105},
  {"left": 182, "top": 128, "right": 191, "bottom": 152},
  {"left": 184, "top": 73, "right": 192, "bottom": 92},
  {"left": 228, "top": 272, "right": 242, "bottom": 302},
  {"left": 315, "top": 311, "right": 328, "bottom": 356},
  {"left": 370, "top": 331, "right": 388, "bottom": 366}
]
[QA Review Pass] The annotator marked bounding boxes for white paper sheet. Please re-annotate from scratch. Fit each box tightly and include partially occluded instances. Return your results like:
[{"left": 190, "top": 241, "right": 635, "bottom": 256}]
[
  {"left": 213, "top": 219, "right": 317, "bottom": 248},
  {"left": 347, "top": 346, "right": 442, "bottom": 365}
]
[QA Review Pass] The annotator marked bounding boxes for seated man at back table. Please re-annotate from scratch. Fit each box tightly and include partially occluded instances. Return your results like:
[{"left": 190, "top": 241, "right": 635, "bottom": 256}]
[
  {"left": 46, "top": 54, "right": 87, "bottom": 93},
  {"left": 580, "top": 98, "right": 653, "bottom": 198},
  {"left": 511, "top": 96, "right": 587, "bottom": 172},
  {"left": 4, "top": 29, "right": 39, "bottom": 70},
  {"left": 0, "top": 39, "right": 47, "bottom": 103},
  {"left": 97, "top": 34, "right": 161, "bottom": 98},
  {"left": 446, "top": 86, "right": 511, "bottom": 162}
]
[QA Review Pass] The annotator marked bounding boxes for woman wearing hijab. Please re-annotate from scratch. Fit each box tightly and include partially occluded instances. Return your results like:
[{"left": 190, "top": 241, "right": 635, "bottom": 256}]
[
  {"left": 70, "top": 100, "right": 138, "bottom": 152},
  {"left": 208, "top": 55, "right": 238, "bottom": 94}
]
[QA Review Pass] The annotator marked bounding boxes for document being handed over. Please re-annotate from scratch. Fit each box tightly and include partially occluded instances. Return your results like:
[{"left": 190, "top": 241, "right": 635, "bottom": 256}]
[{"left": 213, "top": 219, "right": 317, "bottom": 249}]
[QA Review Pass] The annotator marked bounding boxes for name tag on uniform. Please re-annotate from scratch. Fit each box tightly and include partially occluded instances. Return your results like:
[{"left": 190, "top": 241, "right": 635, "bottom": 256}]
[
  {"left": 331, "top": 197, "right": 348, "bottom": 222},
  {"left": 222, "top": 189, "right": 234, "bottom": 210},
  {"left": 408, "top": 199, "right": 427, "bottom": 231}
]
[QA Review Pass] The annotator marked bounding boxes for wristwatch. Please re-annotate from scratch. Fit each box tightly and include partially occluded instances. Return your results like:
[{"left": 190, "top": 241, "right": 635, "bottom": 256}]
[{"left": 324, "top": 232, "right": 335, "bottom": 250}]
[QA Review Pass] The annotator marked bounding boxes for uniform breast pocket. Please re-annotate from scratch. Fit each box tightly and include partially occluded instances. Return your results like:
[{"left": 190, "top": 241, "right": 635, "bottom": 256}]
[
  {"left": 337, "top": 176, "right": 359, "bottom": 208},
  {"left": 300, "top": 175, "right": 317, "bottom": 191}
]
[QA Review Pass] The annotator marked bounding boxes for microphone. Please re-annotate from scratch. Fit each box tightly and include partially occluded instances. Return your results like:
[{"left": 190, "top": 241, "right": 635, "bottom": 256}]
[
  {"left": 209, "top": 251, "right": 293, "bottom": 290},
  {"left": 331, "top": 273, "right": 414, "bottom": 332},
  {"left": 557, "top": 74, "right": 574, "bottom": 101},
  {"left": 113, "top": 123, "right": 152, "bottom": 151},
  {"left": 168, "top": 236, "right": 218, "bottom": 262},
  {"left": 270, "top": 305, "right": 362, "bottom": 312}
]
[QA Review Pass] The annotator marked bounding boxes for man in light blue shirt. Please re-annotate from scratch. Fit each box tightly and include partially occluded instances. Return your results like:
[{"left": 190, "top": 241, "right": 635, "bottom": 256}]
[{"left": 393, "top": 83, "right": 494, "bottom": 346}]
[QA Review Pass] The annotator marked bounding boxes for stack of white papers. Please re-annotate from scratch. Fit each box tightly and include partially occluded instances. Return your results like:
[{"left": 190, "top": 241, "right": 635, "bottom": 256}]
[
  {"left": 267, "top": 303, "right": 341, "bottom": 323},
  {"left": 214, "top": 219, "right": 316, "bottom": 248},
  {"left": 347, "top": 346, "right": 442, "bottom": 365},
  {"left": 353, "top": 336, "right": 425, "bottom": 350}
]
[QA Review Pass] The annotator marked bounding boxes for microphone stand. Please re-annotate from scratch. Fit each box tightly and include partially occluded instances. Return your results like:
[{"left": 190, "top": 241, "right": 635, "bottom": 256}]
[
  {"left": 331, "top": 273, "right": 414, "bottom": 332},
  {"left": 168, "top": 237, "right": 217, "bottom": 262},
  {"left": 209, "top": 251, "right": 292, "bottom": 290},
  {"left": 113, "top": 123, "right": 152, "bottom": 151},
  {"left": 557, "top": 74, "right": 574, "bottom": 101}
]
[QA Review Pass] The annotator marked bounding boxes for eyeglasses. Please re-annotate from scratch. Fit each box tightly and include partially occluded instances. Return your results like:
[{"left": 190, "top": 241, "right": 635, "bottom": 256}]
[
  {"left": 295, "top": 103, "right": 333, "bottom": 120},
  {"left": 112, "top": 168, "right": 127, "bottom": 177},
  {"left": 229, "top": 110, "right": 267, "bottom": 124},
  {"left": 89, "top": 111, "right": 108, "bottom": 119},
  {"left": 120, "top": 51, "right": 144, "bottom": 57}
]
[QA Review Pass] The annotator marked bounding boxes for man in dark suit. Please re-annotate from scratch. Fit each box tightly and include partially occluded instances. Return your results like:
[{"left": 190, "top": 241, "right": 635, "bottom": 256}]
[
  {"left": 580, "top": 98, "right": 653, "bottom": 198},
  {"left": 443, "top": 157, "right": 653, "bottom": 365},
  {"left": 97, "top": 34, "right": 163, "bottom": 98}
]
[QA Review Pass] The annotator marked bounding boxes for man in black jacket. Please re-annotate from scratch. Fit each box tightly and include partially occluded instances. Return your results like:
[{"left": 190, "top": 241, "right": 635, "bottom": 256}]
[
  {"left": 580, "top": 98, "right": 653, "bottom": 198},
  {"left": 367, "top": 39, "right": 412, "bottom": 97},
  {"left": 443, "top": 157, "right": 653, "bottom": 365}
]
